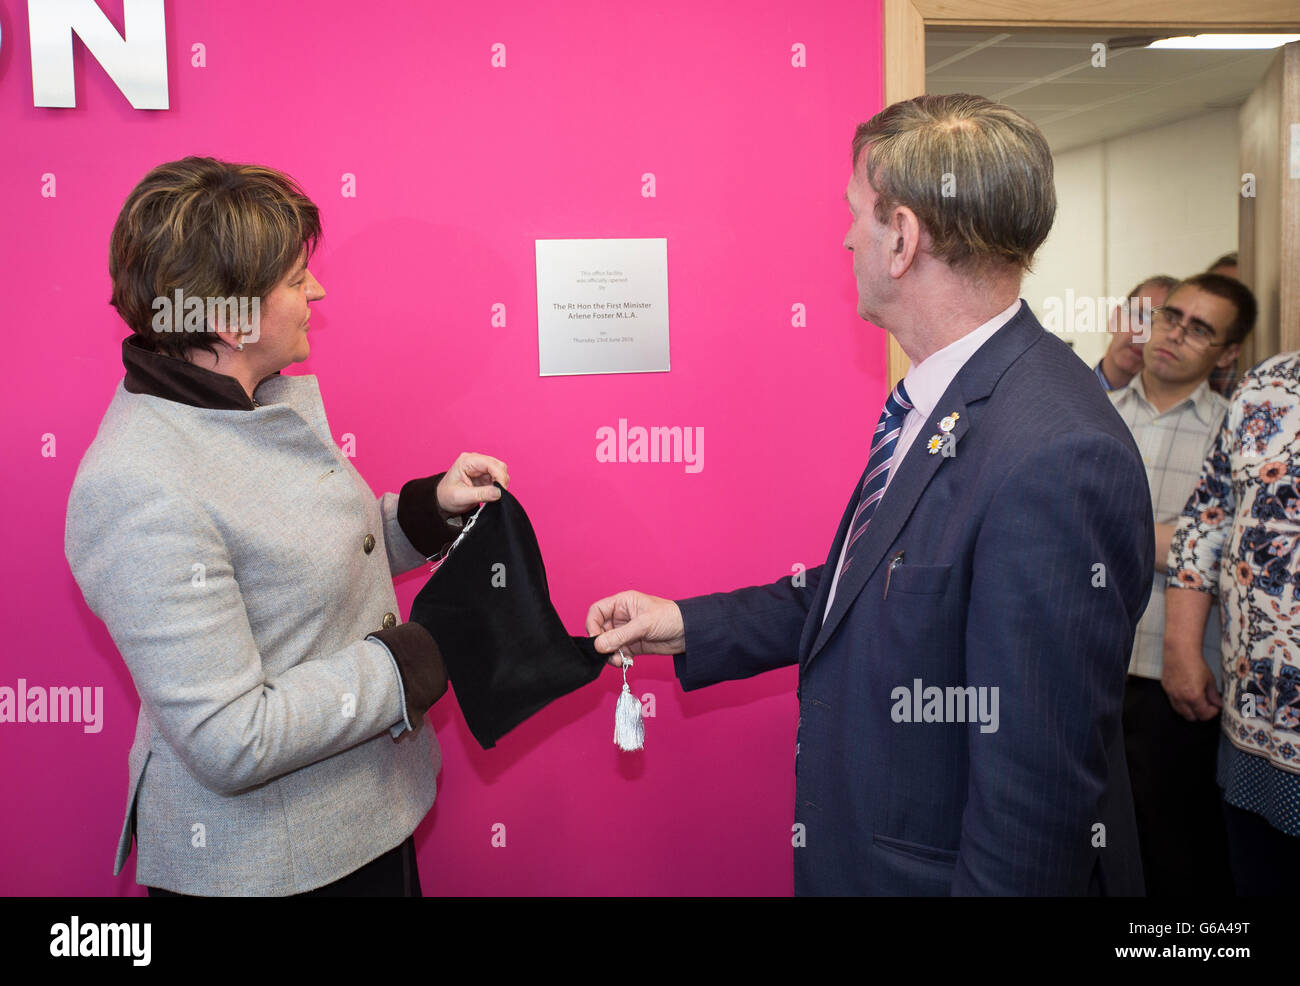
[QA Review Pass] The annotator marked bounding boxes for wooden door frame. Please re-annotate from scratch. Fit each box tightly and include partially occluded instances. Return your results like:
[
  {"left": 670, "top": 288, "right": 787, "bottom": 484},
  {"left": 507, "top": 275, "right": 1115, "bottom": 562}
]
[{"left": 882, "top": 0, "right": 1300, "bottom": 385}]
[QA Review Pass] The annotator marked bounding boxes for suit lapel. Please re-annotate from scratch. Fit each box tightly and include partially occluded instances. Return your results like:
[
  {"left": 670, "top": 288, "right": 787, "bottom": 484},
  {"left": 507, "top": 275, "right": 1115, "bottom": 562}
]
[
  {"left": 802, "top": 301, "right": 1044, "bottom": 668},
  {"left": 806, "top": 403, "right": 971, "bottom": 662}
]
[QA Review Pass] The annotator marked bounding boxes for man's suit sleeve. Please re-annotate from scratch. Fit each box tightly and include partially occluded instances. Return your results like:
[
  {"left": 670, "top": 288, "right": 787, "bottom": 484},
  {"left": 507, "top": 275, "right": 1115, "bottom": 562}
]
[
  {"left": 954, "top": 430, "right": 1152, "bottom": 894},
  {"left": 673, "top": 565, "right": 823, "bottom": 690}
]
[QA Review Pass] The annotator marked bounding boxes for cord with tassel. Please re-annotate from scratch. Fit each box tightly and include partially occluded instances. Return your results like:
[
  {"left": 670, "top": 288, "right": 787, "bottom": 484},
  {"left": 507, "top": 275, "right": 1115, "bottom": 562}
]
[{"left": 613, "top": 649, "right": 644, "bottom": 751}]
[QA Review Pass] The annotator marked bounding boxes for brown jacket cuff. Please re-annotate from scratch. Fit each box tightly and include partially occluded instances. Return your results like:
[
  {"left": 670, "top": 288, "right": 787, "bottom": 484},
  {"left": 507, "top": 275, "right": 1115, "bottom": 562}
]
[
  {"left": 371, "top": 621, "right": 448, "bottom": 729},
  {"left": 396, "top": 472, "right": 465, "bottom": 558}
]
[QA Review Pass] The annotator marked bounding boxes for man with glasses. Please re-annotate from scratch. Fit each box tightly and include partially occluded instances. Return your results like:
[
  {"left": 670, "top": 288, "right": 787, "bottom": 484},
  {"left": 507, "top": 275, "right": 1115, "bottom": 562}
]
[
  {"left": 1095, "top": 276, "right": 1179, "bottom": 392},
  {"left": 1111, "top": 273, "right": 1250, "bottom": 895}
]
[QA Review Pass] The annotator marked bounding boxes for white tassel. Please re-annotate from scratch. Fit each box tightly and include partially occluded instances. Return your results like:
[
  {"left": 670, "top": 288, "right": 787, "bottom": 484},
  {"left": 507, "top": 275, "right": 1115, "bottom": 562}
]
[{"left": 613, "top": 652, "right": 644, "bottom": 752}]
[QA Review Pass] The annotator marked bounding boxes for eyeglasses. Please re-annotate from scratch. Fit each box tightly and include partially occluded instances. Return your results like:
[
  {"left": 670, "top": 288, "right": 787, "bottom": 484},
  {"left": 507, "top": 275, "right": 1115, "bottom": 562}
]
[{"left": 1151, "top": 306, "right": 1228, "bottom": 350}]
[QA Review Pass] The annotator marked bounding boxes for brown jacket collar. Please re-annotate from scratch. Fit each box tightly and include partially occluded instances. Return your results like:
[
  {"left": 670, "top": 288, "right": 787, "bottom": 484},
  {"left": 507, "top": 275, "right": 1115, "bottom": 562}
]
[{"left": 122, "top": 335, "right": 281, "bottom": 411}]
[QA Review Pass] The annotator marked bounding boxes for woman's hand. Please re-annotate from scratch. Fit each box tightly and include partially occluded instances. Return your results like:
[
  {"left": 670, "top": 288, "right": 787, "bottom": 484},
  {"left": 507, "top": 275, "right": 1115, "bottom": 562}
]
[{"left": 436, "top": 453, "right": 509, "bottom": 515}]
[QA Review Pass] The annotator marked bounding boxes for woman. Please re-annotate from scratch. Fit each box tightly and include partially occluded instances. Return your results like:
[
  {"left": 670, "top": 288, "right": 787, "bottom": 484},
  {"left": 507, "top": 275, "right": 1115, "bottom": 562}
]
[{"left": 64, "top": 156, "right": 506, "bottom": 896}]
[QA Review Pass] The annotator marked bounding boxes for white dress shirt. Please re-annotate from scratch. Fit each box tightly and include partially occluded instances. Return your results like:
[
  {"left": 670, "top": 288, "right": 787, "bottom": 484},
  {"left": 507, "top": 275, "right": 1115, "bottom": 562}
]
[
  {"left": 822, "top": 298, "right": 1022, "bottom": 620},
  {"left": 1108, "top": 373, "right": 1226, "bottom": 684}
]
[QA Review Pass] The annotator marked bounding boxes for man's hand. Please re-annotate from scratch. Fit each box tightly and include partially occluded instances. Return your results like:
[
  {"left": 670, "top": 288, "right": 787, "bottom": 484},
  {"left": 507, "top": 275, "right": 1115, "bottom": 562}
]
[
  {"left": 436, "top": 453, "right": 509, "bottom": 515},
  {"left": 586, "top": 591, "right": 685, "bottom": 666},
  {"left": 1162, "top": 645, "right": 1222, "bottom": 721}
]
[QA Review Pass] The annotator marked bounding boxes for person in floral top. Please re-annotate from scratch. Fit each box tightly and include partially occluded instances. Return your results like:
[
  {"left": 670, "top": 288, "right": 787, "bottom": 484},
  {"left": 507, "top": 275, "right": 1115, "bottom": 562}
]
[{"left": 1163, "top": 275, "right": 1300, "bottom": 893}]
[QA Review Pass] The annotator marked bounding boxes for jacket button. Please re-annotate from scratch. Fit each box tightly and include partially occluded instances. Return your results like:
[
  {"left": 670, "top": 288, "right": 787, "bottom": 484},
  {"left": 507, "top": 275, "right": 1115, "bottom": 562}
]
[
  {"left": 363, "top": 533, "right": 376, "bottom": 554},
  {"left": 382, "top": 612, "right": 397, "bottom": 629}
]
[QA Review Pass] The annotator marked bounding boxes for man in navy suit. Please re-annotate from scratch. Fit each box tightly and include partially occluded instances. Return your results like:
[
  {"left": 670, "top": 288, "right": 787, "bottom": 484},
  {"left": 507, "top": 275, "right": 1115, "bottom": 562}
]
[{"left": 587, "top": 94, "right": 1153, "bottom": 895}]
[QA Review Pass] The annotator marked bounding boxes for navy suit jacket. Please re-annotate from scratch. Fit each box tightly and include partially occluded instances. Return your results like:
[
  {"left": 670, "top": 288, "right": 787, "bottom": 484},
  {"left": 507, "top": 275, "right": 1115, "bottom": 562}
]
[{"left": 674, "top": 302, "right": 1153, "bottom": 895}]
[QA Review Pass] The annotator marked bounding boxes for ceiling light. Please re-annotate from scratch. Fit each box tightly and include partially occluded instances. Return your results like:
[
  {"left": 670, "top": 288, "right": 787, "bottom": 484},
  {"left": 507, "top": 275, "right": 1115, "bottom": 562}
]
[{"left": 1147, "top": 34, "right": 1300, "bottom": 50}]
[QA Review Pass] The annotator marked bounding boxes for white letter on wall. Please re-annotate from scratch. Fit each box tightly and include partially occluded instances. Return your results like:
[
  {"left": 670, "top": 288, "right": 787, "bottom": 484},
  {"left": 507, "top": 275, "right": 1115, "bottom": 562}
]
[{"left": 29, "top": 0, "right": 169, "bottom": 109}]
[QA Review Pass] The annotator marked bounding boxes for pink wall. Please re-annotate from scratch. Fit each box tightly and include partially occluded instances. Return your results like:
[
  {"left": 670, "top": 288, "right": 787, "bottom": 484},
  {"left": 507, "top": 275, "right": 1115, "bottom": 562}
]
[{"left": 1, "top": 0, "right": 882, "bottom": 895}]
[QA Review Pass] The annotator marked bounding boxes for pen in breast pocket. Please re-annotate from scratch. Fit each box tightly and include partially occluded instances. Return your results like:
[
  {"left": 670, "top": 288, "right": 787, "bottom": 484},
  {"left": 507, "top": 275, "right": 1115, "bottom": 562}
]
[{"left": 884, "top": 551, "right": 905, "bottom": 599}]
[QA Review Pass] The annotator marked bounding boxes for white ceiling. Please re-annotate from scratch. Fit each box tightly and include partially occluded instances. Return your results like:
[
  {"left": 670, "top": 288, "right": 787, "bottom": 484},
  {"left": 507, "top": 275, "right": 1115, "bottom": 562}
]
[{"left": 926, "top": 30, "right": 1279, "bottom": 152}]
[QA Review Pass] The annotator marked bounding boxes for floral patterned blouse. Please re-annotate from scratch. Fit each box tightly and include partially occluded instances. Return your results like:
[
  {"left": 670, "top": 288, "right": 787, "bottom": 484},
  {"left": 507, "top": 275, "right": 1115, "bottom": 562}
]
[{"left": 1171, "top": 352, "right": 1300, "bottom": 811}]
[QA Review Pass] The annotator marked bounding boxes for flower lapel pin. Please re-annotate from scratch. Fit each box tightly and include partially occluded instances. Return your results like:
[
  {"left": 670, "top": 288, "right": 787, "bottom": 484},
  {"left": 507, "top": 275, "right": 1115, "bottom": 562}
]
[{"left": 927, "top": 412, "right": 960, "bottom": 457}]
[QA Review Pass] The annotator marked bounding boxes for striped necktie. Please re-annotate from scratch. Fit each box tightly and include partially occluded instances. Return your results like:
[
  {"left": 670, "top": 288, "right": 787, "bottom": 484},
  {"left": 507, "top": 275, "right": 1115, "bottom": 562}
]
[{"left": 839, "top": 379, "right": 912, "bottom": 577}]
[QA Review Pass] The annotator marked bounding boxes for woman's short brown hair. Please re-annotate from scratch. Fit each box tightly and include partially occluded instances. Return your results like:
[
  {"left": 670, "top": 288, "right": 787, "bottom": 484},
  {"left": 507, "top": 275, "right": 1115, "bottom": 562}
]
[
  {"left": 852, "top": 94, "right": 1056, "bottom": 276},
  {"left": 109, "top": 156, "right": 321, "bottom": 360}
]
